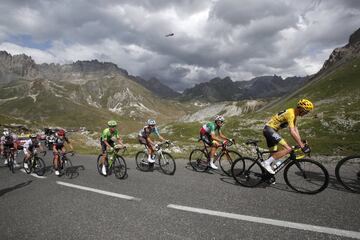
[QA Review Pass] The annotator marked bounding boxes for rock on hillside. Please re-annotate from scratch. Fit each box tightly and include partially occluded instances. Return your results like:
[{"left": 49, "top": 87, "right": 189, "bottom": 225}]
[{"left": 180, "top": 100, "right": 265, "bottom": 122}]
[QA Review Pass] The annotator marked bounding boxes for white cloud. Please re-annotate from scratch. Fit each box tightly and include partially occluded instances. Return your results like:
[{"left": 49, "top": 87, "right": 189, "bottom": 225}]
[
  {"left": 0, "top": 42, "right": 56, "bottom": 63},
  {"left": 0, "top": 0, "right": 359, "bottom": 91}
]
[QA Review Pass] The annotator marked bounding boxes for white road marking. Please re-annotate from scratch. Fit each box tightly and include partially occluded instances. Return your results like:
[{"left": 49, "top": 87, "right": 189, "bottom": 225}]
[
  {"left": 167, "top": 204, "right": 360, "bottom": 239},
  {"left": 20, "top": 169, "right": 47, "bottom": 179},
  {"left": 56, "top": 181, "right": 141, "bottom": 201}
]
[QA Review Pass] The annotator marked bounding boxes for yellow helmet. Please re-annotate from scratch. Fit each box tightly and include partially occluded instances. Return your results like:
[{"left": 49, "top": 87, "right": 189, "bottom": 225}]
[{"left": 297, "top": 99, "right": 314, "bottom": 111}]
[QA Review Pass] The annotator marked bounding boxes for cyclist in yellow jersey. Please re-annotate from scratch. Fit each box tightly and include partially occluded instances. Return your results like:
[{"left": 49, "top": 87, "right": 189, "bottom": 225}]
[{"left": 261, "top": 99, "right": 314, "bottom": 174}]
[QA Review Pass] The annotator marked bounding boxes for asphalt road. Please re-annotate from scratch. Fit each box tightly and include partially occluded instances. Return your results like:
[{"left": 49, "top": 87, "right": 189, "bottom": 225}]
[{"left": 0, "top": 152, "right": 359, "bottom": 240}]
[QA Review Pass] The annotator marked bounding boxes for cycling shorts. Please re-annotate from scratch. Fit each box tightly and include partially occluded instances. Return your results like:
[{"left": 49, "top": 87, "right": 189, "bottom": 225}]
[
  {"left": 100, "top": 140, "right": 114, "bottom": 154},
  {"left": 263, "top": 125, "right": 287, "bottom": 151},
  {"left": 199, "top": 134, "right": 221, "bottom": 147},
  {"left": 138, "top": 136, "right": 146, "bottom": 145}
]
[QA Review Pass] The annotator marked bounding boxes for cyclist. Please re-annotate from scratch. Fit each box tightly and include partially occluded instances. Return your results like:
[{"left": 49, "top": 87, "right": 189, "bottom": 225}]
[
  {"left": 261, "top": 99, "right": 313, "bottom": 174},
  {"left": 53, "top": 129, "right": 73, "bottom": 176},
  {"left": 100, "top": 120, "right": 124, "bottom": 176},
  {"left": 23, "top": 134, "right": 44, "bottom": 170},
  {"left": 0, "top": 129, "right": 19, "bottom": 166},
  {"left": 199, "top": 115, "right": 231, "bottom": 169},
  {"left": 138, "top": 119, "right": 167, "bottom": 163}
]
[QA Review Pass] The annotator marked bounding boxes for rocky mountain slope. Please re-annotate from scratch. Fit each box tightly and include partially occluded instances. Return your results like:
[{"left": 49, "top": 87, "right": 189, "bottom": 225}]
[
  {"left": 0, "top": 53, "right": 198, "bottom": 131},
  {"left": 181, "top": 75, "right": 309, "bottom": 102}
]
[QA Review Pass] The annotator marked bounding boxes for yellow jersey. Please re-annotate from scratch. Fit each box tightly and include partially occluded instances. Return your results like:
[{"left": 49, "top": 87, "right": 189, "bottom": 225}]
[{"left": 266, "top": 108, "right": 296, "bottom": 131}]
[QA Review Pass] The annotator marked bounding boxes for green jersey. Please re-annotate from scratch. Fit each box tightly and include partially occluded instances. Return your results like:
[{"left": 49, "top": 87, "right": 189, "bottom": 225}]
[
  {"left": 101, "top": 128, "right": 120, "bottom": 142},
  {"left": 200, "top": 122, "right": 221, "bottom": 135}
]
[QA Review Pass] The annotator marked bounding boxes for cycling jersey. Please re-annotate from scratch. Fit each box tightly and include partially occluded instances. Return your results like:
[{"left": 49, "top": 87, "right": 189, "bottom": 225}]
[
  {"left": 138, "top": 126, "right": 160, "bottom": 138},
  {"left": 266, "top": 108, "right": 296, "bottom": 131},
  {"left": 200, "top": 122, "right": 221, "bottom": 136},
  {"left": 101, "top": 128, "right": 120, "bottom": 142},
  {"left": 0, "top": 134, "right": 18, "bottom": 146},
  {"left": 53, "top": 136, "right": 70, "bottom": 149},
  {"left": 23, "top": 139, "right": 40, "bottom": 152}
]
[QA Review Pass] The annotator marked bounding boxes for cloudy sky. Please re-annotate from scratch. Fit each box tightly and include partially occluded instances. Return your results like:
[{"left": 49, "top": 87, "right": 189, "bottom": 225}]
[{"left": 0, "top": 0, "right": 359, "bottom": 91}]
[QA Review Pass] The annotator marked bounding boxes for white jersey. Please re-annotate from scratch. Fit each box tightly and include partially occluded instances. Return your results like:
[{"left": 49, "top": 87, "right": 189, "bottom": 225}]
[
  {"left": 0, "top": 133, "right": 18, "bottom": 144},
  {"left": 23, "top": 139, "right": 40, "bottom": 150}
]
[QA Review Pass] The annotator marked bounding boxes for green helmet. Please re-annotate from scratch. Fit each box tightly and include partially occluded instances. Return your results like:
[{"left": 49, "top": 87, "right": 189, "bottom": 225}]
[
  {"left": 107, "top": 120, "right": 117, "bottom": 127},
  {"left": 30, "top": 133, "right": 37, "bottom": 138}
]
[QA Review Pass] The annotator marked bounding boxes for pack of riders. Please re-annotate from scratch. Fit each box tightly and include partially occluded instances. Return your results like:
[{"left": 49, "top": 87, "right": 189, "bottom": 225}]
[{"left": 1, "top": 98, "right": 314, "bottom": 176}]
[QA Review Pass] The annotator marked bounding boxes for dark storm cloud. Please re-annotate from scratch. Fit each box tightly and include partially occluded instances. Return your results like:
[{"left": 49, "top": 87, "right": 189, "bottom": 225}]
[{"left": 0, "top": 0, "right": 359, "bottom": 91}]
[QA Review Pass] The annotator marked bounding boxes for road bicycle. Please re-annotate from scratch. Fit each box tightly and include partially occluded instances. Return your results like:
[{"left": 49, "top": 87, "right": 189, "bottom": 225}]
[
  {"left": 135, "top": 141, "right": 176, "bottom": 175},
  {"left": 97, "top": 145, "right": 127, "bottom": 179},
  {"left": 231, "top": 140, "right": 329, "bottom": 194},
  {"left": 54, "top": 151, "right": 74, "bottom": 177},
  {"left": 23, "top": 149, "right": 46, "bottom": 176},
  {"left": 335, "top": 155, "right": 360, "bottom": 193},
  {"left": 189, "top": 139, "right": 241, "bottom": 176},
  {"left": 4, "top": 147, "right": 16, "bottom": 173}
]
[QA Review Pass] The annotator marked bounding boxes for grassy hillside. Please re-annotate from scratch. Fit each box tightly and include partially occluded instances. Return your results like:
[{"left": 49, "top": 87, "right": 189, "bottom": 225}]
[
  {"left": 152, "top": 58, "right": 360, "bottom": 157},
  {"left": 0, "top": 75, "right": 200, "bottom": 134},
  {"left": 254, "top": 58, "right": 360, "bottom": 155}
]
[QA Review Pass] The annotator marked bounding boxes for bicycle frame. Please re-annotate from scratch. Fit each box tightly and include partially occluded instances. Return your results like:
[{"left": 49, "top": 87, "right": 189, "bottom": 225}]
[
  {"left": 107, "top": 148, "right": 126, "bottom": 168},
  {"left": 200, "top": 140, "right": 234, "bottom": 163},
  {"left": 247, "top": 141, "right": 302, "bottom": 176},
  {"left": 142, "top": 142, "right": 168, "bottom": 164},
  {"left": 55, "top": 151, "right": 73, "bottom": 168}
]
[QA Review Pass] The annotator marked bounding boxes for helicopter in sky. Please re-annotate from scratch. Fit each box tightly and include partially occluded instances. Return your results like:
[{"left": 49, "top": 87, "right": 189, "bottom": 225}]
[{"left": 165, "top": 33, "right": 174, "bottom": 37}]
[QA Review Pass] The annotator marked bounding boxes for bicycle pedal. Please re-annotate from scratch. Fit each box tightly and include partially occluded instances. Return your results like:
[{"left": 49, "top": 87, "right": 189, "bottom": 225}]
[{"left": 266, "top": 177, "right": 276, "bottom": 185}]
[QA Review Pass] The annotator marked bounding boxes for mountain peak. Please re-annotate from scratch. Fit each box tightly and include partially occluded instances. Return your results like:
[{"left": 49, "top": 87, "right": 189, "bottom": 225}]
[
  {"left": 71, "top": 59, "right": 128, "bottom": 75},
  {"left": 349, "top": 27, "right": 360, "bottom": 46},
  {"left": 320, "top": 28, "right": 360, "bottom": 72}
]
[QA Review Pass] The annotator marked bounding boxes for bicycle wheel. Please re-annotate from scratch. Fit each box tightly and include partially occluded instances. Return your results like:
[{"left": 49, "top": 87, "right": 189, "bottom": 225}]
[
  {"left": 284, "top": 159, "right": 329, "bottom": 194},
  {"left": 113, "top": 156, "right": 127, "bottom": 179},
  {"left": 335, "top": 155, "right": 360, "bottom": 193},
  {"left": 189, "top": 149, "right": 209, "bottom": 172},
  {"left": 33, "top": 157, "right": 46, "bottom": 176},
  {"left": 8, "top": 155, "right": 15, "bottom": 173},
  {"left": 62, "top": 157, "right": 73, "bottom": 178},
  {"left": 159, "top": 152, "right": 176, "bottom": 175},
  {"left": 231, "top": 157, "right": 263, "bottom": 187},
  {"left": 219, "top": 150, "right": 242, "bottom": 177},
  {"left": 135, "top": 151, "right": 152, "bottom": 171},
  {"left": 23, "top": 159, "right": 32, "bottom": 174},
  {"left": 96, "top": 154, "right": 106, "bottom": 176}
]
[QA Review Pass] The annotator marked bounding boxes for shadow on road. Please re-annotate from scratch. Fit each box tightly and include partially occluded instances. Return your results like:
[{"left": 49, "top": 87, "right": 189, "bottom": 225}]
[
  {"left": 326, "top": 173, "right": 358, "bottom": 194},
  {"left": 184, "top": 162, "right": 228, "bottom": 176},
  {"left": 219, "top": 176, "right": 296, "bottom": 193},
  {"left": 65, "top": 165, "right": 85, "bottom": 179},
  {"left": 0, "top": 180, "right": 32, "bottom": 197},
  {"left": 43, "top": 165, "right": 85, "bottom": 179}
]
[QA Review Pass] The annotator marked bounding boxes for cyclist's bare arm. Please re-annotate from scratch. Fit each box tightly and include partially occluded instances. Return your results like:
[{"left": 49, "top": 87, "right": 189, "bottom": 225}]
[
  {"left": 158, "top": 135, "right": 166, "bottom": 142},
  {"left": 289, "top": 127, "right": 305, "bottom": 148},
  {"left": 210, "top": 133, "right": 223, "bottom": 144},
  {"left": 117, "top": 137, "right": 124, "bottom": 146},
  {"left": 219, "top": 131, "right": 229, "bottom": 141},
  {"left": 103, "top": 140, "right": 112, "bottom": 149}
]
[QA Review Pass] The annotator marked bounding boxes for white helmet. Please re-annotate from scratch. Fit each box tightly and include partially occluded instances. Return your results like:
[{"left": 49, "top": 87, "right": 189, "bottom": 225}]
[
  {"left": 3, "top": 130, "right": 10, "bottom": 137},
  {"left": 214, "top": 115, "right": 225, "bottom": 122},
  {"left": 147, "top": 119, "right": 156, "bottom": 126}
]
